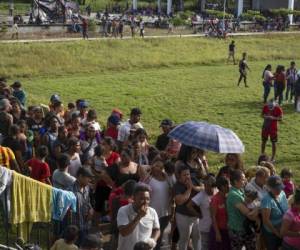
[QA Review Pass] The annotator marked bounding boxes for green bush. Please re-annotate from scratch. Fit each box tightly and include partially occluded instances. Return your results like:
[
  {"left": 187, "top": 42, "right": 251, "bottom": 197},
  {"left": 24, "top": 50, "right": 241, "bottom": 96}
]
[
  {"left": 241, "top": 10, "right": 266, "bottom": 22},
  {"left": 171, "top": 16, "right": 186, "bottom": 26},
  {"left": 270, "top": 8, "right": 294, "bottom": 17},
  {"left": 206, "top": 9, "right": 233, "bottom": 19}
]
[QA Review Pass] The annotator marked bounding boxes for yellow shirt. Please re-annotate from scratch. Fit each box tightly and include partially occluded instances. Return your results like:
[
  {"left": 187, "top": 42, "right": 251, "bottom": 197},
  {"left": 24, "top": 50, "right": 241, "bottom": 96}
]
[
  {"left": 50, "top": 239, "right": 78, "bottom": 250},
  {"left": 0, "top": 146, "right": 16, "bottom": 169},
  {"left": 11, "top": 171, "right": 52, "bottom": 224}
]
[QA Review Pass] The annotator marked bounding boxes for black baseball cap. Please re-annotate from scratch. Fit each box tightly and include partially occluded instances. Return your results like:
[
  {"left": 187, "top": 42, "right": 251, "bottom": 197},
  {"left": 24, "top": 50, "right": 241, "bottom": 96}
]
[
  {"left": 130, "top": 108, "right": 142, "bottom": 116},
  {"left": 160, "top": 119, "right": 173, "bottom": 127},
  {"left": 11, "top": 81, "right": 21, "bottom": 88}
]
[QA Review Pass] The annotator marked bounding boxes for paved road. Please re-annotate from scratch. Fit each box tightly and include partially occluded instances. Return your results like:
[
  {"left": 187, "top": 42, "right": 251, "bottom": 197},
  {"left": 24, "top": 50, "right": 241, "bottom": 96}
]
[{"left": 1, "top": 31, "right": 300, "bottom": 44}]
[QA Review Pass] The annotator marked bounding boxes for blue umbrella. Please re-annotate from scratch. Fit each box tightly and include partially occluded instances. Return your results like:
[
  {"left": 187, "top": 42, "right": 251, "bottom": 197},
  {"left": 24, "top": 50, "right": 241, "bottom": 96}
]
[{"left": 168, "top": 121, "right": 245, "bottom": 153}]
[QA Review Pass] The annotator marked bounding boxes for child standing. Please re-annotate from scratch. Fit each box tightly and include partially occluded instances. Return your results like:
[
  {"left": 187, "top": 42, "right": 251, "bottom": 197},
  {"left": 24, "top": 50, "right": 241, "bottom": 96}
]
[
  {"left": 92, "top": 145, "right": 108, "bottom": 172},
  {"left": 50, "top": 225, "right": 79, "bottom": 250},
  {"left": 281, "top": 168, "right": 295, "bottom": 199},
  {"left": 25, "top": 145, "right": 51, "bottom": 184}
]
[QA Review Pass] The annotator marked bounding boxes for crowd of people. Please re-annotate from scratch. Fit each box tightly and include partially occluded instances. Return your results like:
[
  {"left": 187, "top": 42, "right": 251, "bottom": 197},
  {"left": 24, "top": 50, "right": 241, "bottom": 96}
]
[{"left": 0, "top": 72, "right": 300, "bottom": 250}]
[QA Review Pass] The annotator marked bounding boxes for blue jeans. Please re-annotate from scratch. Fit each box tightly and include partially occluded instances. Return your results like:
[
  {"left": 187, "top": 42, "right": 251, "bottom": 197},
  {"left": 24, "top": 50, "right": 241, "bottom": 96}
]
[
  {"left": 286, "top": 82, "right": 294, "bottom": 101},
  {"left": 263, "top": 82, "right": 271, "bottom": 103},
  {"left": 274, "top": 82, "right": 285, "bottom": 105}
]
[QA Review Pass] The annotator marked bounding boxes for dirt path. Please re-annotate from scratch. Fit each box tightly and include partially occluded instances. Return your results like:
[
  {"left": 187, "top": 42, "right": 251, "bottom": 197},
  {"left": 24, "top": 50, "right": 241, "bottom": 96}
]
[{"left": 1, "top": 31, "right": 300, "bottom": 44}]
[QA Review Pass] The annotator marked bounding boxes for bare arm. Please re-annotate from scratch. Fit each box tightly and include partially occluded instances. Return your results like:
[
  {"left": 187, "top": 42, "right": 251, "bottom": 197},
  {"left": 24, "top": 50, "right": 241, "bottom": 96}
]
[
  {"left": 175, "top": 186, "right": 192, "bottom": 206},
  {"left": 10, "top": 159, "right": 20, "bottom": 173},
  {"left": 14, "top": 150, "right": 24, "bottom": 173},
  {"left": 186, "top": 200, "right": 201, "bottom": 217},
  {"left": 235, "top": 202, "right": 258, "bottom": 220},
  {"left": 151, "top": 228, "right": 161, "bottom": 242},
  {"left": 210, "top": 204, "right": 222, "bottom": 241},
  {"left": 262, "top": 208, "right": 281, "bottom": 238},
  {"left": 119, "top": 215, "right": 141, "bottom": 237},
  {"left": 280, "top": 216, "right": 300, "bottom": 238}
]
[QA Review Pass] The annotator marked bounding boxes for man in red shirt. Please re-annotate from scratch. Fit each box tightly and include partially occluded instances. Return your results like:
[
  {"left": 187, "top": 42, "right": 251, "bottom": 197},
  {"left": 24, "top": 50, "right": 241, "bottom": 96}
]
[
  {"left": 25, "top": 145, "right": 51, "bottom": 184},
  {"left": 261, "top": 100, "right": 283, "bottom": 162}
]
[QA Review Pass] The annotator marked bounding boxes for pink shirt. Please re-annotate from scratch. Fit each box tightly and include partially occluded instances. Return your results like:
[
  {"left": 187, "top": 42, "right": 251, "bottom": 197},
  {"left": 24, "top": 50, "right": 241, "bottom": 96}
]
[
  {"left": 283, "top": 208, "right": 300, "bottom": 249},
  {"left": 283, "top": 180, "right": 294, "bottom": 198}
]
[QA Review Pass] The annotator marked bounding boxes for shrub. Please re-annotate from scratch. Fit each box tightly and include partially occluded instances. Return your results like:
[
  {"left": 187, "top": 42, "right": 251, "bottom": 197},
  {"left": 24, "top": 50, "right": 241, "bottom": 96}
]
[{"left": 206, "top": 9, "right": 233, "bottom": 19}]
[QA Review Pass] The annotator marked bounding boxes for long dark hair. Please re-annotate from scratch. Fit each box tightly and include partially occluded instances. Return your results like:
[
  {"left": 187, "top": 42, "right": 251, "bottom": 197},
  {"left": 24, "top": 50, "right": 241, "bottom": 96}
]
[
  {"left": 177, "top": 144, "right": 195, "bottom": 163},
  {"left": 262, "top": 64, "right": 272, "bottom": 79}
]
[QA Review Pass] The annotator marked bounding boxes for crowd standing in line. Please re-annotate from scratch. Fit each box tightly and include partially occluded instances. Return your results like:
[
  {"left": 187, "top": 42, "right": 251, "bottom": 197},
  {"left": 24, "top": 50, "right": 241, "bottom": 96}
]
[{"left": 1, "top": 53, "right": 300, "bottom": 250}]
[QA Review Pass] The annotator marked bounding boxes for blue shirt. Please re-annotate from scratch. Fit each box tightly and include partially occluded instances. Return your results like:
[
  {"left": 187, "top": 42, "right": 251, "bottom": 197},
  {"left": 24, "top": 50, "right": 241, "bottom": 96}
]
[
  {"left": 52, "top": 188, "right": 77, "bottom": 221},
  {"left": 261, "top": 191, "right": 288, "bottom": 232}
]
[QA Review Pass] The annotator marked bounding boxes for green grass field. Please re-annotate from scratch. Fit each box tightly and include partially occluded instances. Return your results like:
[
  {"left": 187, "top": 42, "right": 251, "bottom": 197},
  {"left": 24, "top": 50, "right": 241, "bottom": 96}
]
[{"left": 1, "top": 34, "right": 300, "bottom": 180}]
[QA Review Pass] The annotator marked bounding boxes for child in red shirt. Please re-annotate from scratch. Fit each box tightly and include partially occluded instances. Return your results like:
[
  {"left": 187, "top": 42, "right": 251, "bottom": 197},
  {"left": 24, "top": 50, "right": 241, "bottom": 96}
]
[
  {"left": 25, "top": 145, "right": 51, "bottom": 184},
  {"left": 261, "top": 100, "right": 283, "bottom": 162}
]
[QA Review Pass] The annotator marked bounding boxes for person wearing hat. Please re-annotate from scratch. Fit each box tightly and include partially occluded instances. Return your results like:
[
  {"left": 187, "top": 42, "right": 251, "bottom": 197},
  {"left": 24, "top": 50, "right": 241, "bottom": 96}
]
[
  {"left": 117, "top": 108, "right": 143, "bottom": 147},
  {"left": 280, "top": 188, "right": 300, "bottom": 250},
  {"left": 11, "top": 81, "right": 26, "bottom": 107},
  {"left": 155, "top": 119, "right": 173, "bottom": 151},
  {"left": 261, "top": 99, "right": 283, "bottom": 163},
  {"left": 104, "top": 115, "right": 120, "bottom": 140},
  {"left": 69, "top": 167, "right": 94, "bottom": 245},
  {"left": 261, "top": 175, "right": 289, "bottom": 250},
  {"left": 187, "top": 174, "right": 217, "bottom": 250},
  {"left": 78, "top": 100, "right": 89, "bottom": 121}
]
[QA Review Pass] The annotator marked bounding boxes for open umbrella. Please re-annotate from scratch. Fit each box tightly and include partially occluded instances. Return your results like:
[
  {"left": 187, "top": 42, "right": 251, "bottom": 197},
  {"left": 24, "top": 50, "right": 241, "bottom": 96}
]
[{"left": 168, "top": 121, "right": 245, "bottom": 153}]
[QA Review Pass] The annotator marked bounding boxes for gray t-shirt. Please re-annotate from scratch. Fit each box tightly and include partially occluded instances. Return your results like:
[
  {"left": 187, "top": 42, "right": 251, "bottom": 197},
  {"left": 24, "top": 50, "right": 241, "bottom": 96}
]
[{"left": 52, "top": 169, "right": 76, "bottom": 190}]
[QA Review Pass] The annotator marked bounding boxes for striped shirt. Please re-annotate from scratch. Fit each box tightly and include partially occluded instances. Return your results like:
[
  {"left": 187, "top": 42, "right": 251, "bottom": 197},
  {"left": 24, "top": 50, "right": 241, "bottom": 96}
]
[{"left": 0, "top": 146, "right": 16, "bottom": 169}]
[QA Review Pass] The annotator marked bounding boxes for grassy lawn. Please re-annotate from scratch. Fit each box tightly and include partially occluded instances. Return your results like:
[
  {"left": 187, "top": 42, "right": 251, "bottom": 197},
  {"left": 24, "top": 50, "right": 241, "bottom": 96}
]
[
  {"left": 1, "top": 34, "right": 300, "bottom": 180},
  {"left": 1, "top": 33, "right": 300, "bottom": 248}
]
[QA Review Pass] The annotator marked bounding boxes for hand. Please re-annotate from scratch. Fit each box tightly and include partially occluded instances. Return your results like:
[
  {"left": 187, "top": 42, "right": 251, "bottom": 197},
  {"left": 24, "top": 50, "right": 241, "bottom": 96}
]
[
  {"left": 185, "top": 178, "right": 193, "bottom": 190},
  {"left": 87, "top": 208, "right": 94, "bottom": 220},
  {"left": 146, "top": 238, "right": 157, "bottom": 248},
  {"left": 274, "top": 230, "right": 281, "bottom": 238},
  {"left": 215, "top": 231, "right": 222, "bottom": 242},
  {"left": 137, "top": 205, "right": 147, "bottom": 219}
]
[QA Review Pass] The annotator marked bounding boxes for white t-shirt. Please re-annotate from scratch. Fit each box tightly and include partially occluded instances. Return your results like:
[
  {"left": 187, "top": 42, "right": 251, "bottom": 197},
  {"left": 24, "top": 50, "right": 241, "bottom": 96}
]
[
  {"left": 68, "top": 153, "right": 82, "bottom": 177},
  {"left": 149, "top": 177, "right": 170, "bottom": 218},
  {"left": 117, "top": 204, "right": 160, "bottom": 250},
  {"left": 192, "top": 190, "right": 214, "bottom": 233},
  {"left": 117, "top": 120, "right": 143, "bottom": 142},
  {"left": 245, "top": 177, "right": 268, "bottom": 208},
  {"left": 264, "top": 70, "right": 273, "bottom": 83}
]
